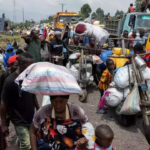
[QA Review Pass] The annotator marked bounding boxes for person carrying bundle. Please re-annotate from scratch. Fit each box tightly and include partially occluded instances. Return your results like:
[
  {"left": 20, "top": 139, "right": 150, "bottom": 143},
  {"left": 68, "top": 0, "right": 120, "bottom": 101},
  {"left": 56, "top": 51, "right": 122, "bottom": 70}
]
[{"left": 30, "top": 95, "right": 91, "bottom": 150}]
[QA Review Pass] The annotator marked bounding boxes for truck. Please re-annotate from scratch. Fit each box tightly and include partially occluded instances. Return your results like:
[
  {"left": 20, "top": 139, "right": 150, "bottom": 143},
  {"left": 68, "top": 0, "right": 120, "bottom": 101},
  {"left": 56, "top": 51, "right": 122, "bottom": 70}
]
[
  {"left": 53, "top": 12, "right": 80, "bottom": 29},
  {"left": 105, "top": 12, "right": 150, "bottom": 38},
  {"left": 0, "top": 18, "right": 10, "bottom": 32}
]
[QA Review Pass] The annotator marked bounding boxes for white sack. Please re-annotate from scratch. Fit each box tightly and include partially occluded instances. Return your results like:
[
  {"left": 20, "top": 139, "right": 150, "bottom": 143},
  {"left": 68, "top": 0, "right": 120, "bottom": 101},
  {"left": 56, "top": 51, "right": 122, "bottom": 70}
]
[
  {"left": 114, "top": 65, "right": 133, "bottom": 89},
  {"left": 105, "top": 88, "right": 123, "bottom": 107},
  {"left": 74, "top": 22, "right": 109, "bottom": 45}
]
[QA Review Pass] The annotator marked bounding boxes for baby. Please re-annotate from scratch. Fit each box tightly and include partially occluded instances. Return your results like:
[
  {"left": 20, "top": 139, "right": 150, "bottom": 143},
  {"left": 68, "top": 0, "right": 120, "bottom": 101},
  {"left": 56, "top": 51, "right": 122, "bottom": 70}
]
[{"left": 76, "top": 124, "right": 114, "bottom": 150}]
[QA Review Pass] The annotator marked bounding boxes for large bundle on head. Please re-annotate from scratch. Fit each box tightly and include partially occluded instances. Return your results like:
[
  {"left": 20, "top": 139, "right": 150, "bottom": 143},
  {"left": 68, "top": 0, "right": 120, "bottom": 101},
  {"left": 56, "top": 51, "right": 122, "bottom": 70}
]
[
  {"left": 74, "top": 22, "right": 109, "bottom": 45},
  {"left": 15, "top": 62, "right": 82, "bottom": 95}
]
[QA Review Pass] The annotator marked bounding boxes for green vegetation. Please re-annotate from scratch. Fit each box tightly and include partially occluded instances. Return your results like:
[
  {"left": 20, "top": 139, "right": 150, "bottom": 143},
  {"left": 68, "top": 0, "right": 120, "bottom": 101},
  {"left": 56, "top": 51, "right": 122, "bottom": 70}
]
[
  {"left": 0, "top": 35, "right": 21, "bottom": 40},
  {"left": 135, "top": 0, "right": 142, "bottom": 11}
]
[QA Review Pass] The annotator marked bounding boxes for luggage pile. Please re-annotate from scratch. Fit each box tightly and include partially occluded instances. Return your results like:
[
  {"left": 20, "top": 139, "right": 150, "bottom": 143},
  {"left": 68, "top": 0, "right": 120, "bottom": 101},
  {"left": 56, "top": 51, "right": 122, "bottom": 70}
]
[{"left": 100, "top": 56, "right": 150, "bottom": 115}]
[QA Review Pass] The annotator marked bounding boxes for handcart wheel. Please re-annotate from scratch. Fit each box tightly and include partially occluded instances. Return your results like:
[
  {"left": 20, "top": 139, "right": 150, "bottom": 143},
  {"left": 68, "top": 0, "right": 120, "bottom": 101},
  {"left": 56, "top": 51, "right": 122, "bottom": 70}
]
[{"left": 79, "top": 89, "right": 87, "bottom": 102}]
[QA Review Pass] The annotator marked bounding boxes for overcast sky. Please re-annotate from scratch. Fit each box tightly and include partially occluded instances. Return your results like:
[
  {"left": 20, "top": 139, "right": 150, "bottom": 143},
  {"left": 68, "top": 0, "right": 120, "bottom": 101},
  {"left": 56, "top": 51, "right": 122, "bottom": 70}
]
[{"left": 0, "top": 0, "right": 136, "bottom": 22}]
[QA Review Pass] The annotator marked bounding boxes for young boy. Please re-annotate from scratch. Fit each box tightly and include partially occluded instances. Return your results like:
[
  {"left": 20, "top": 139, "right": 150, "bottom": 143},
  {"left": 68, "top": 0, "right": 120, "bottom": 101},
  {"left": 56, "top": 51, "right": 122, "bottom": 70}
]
[
  {"left": 98, "top": 59, "right": 115, "bottom": 97},
  {"left": 97, "top": 59, "right": 115, "bottom": 114},
  {"left": 75, "top": 124, "right": 114, "bottom": 150}
]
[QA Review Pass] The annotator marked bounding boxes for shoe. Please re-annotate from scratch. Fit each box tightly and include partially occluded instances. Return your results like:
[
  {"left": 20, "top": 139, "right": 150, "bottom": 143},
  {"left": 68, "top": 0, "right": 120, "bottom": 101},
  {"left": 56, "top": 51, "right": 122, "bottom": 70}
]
[{"left": 96, "top": 109, "right": 107, "bottom": 114}]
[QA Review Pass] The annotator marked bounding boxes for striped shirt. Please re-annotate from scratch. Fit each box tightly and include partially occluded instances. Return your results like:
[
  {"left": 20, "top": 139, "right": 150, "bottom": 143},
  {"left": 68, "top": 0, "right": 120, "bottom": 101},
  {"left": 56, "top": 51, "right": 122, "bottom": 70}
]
[{"left": 98, "top": 69, "right": 113, "bottom": 91}]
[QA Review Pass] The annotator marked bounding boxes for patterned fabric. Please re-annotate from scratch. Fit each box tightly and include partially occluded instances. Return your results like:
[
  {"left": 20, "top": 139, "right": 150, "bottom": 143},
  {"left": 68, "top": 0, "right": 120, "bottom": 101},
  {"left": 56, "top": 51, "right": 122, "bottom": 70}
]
[
  {"left": 98, "top": 69, "right": 113, "bottom": 91},
  {"left": 33, "top": 103, "right": 88, "bottom": 129},
  {"left": 0, "top": 125, "right": 7, "bottom": 150},
  {"left": 28, "top": 39, "right": 41, "bottom": 62},
  {"left": 37, "top": 117, "right": 84, "bottom": 150},
  {"left": 14, "top": 126, "right": 31, "bottom": 150}
]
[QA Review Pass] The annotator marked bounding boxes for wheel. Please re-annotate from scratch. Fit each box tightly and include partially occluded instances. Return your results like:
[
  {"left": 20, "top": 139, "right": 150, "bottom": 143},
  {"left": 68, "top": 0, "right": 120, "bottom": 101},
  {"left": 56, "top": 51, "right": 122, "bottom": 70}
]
[{"left": 79, "top": 89, "right": 87, "bottom": 102}]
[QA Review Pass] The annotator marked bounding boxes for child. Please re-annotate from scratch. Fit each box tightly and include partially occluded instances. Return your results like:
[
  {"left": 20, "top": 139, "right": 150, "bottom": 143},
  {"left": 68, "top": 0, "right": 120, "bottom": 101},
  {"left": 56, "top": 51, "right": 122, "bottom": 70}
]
[
  {"left": 6, "top": 146, "right": 21, "bottom": 150},
  {"left": 97, "top": 59, "right": 115, "bottom": 114},
  {"left": 75, "top": 124, "right": 114, "bottom": 150}
]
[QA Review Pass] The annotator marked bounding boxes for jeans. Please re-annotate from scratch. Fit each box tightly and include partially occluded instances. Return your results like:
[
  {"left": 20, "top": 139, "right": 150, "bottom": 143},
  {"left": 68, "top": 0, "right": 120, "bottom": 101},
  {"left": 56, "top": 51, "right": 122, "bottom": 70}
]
[{"left": 14, "top": 125, "right": 31, "bottom": 150}]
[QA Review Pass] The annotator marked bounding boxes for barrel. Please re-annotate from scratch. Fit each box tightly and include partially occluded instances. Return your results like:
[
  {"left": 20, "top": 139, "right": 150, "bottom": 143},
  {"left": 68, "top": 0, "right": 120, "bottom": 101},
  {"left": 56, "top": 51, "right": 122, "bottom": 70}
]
[{"left": 99, "top": 50, "right": 113, "bottom": 70}]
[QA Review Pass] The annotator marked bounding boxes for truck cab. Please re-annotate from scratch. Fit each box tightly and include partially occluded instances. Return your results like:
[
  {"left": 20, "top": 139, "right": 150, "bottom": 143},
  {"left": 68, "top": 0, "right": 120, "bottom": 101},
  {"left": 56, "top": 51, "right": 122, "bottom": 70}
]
[
  {"left": 53, "top": 12, "right": 80, "bottom": 29},
  {"left": 106, "top": 12, "right": 150, "bottom": 37}
]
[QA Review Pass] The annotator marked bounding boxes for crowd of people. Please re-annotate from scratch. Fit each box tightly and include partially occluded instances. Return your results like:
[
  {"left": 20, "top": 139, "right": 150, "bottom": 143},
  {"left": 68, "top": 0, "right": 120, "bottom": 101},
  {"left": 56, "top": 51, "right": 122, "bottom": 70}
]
[{"left": 0, "top": 20, "right": 150, "bottom": 150}]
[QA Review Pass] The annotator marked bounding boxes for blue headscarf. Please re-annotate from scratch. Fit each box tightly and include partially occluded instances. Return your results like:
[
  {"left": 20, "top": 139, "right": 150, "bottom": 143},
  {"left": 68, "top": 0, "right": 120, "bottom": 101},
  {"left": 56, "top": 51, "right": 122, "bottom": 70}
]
[{"left": 3, "top": 44, "right": 16, "bottom": 67}]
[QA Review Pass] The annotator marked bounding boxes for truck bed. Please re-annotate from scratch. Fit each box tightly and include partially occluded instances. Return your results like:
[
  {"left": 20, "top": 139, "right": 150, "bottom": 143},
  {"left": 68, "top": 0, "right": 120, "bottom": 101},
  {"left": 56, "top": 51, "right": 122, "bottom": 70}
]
[{"left": 105, "top": 20, "right": 121, "bottom": 37}]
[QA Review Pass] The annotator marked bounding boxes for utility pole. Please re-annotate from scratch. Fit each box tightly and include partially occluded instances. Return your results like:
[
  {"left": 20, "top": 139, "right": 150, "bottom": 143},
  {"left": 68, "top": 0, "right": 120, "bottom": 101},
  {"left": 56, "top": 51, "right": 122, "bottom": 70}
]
[
  {"left": 59, "top": 3, "right": 66, "bottom": 12},
  {"left": 22, "top": 8, "right": 24, "bottom": 23},
  {"left": 13, "top": 0, "right": 17, "bottom": 23}
]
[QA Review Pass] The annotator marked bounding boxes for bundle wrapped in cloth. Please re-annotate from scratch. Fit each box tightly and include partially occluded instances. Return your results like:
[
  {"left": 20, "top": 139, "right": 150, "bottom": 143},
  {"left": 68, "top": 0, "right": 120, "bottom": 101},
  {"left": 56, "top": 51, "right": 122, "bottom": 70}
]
[
  {"left": 15, "top": 62, "right": 82, "bottom": 95},
  {"left": 74, "top": 22, "right": 109, "bottom": 45}
]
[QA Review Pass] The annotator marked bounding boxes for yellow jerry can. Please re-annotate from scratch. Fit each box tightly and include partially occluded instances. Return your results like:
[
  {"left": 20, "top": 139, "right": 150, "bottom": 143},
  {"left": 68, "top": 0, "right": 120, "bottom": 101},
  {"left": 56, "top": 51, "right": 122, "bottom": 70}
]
[
  {"left": 146, "top": 34, "right": 150, "bottom": 51},
  {"left": 112, "top": 47, "right": 130, "bottom": 55}
]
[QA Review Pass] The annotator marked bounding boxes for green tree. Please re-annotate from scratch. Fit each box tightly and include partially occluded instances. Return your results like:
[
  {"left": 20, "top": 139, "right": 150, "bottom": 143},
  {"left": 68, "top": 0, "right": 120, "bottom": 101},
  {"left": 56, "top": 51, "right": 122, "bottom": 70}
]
[
  {"left": 80, "top": 4, "right": 92, "bottom": 18},
  {"left": 135, "top": 0, "right": 142, "bottom": 11},
  {"left": 115, "top": 10, "right": 124, "bottom": 16},
  {"left": 91, "top": 8, "right": 105, "bottom": 23}
]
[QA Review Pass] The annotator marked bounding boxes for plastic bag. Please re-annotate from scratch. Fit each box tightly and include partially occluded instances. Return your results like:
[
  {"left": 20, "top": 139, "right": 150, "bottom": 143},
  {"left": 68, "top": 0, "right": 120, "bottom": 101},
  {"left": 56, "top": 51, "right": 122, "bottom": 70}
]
[
  {"left": 69, "top": 65, "right": 78, "bottom": 80},
  {"left": 92, "top": 55, "right": 103, "bottom": 64},
  {"left": 42, "top": 96, "right": 51, "bottom": 106},
  {"left": 142, "top": 67, "right": 150, "bottom": 80},
  {"left": 119, "top": 83, "right": 141, "bottom": 115},
  {"left": 15, "top": 62, "right": 82, "bottom": 96},
  {"left": 82, "top": 122, "right": 95, "bottom": 149}
]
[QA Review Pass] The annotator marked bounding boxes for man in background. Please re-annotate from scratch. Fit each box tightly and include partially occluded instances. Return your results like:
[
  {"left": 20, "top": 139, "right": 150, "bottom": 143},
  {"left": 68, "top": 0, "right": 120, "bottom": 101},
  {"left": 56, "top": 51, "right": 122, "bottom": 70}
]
[
  {"left": 0, "top": 53, "right": 39, "bottom": 150},
  {"left": 22, "top": 30, "right": 41, "bottom": 62}
]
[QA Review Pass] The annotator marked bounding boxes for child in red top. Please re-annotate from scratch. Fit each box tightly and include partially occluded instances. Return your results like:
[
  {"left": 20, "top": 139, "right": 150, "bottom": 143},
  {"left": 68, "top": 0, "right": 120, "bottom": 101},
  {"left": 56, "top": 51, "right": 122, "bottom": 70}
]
[
  {"left": 97, "top": 59, "right": 115, "bottom": 114},
  {"left": 75, "top": 124, "right": 114, "bottom": 150}
]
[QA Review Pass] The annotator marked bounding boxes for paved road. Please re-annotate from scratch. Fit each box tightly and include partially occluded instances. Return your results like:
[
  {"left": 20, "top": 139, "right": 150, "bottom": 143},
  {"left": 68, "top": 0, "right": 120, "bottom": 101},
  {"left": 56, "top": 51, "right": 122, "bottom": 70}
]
[{"left": 68, "top": 85, "right": 149, "bottom": 150}]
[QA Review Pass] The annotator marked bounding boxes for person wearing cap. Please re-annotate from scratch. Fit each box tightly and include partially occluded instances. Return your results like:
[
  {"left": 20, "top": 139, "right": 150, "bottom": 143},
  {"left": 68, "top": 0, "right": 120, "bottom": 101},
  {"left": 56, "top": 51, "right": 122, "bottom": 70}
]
[
  {"left": 0, "top": 55, "right": 18, "bottom": 134},
  {"left": 0, "top": 53, "right": 39, "bottom": 150},
  {"left": 0, "top": 55, "right": 18, "bottom": 103},
  {"left": 3, "top": 44, "right": 16, "bottom": 68},
  {"left": 49, "top": 31, "right": 73, "bottom": 65},
  {"left": 30, "top": 95, "right": 89, "bottom": 150}
]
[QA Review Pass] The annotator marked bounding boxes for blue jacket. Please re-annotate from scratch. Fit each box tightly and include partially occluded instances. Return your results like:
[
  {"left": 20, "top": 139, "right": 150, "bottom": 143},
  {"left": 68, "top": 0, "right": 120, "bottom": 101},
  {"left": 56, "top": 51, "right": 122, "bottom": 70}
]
[{"left": 3, "top": 44, "right": 16, "bottom": 67}]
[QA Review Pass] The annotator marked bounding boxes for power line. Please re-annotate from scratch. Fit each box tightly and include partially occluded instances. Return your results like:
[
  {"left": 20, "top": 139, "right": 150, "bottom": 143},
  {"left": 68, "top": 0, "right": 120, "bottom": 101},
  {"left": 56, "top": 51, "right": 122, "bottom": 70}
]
[
  {"left": 22, "top": 8, "right": 24, "bottom": 23},
  {"left": 13, "top": 0, "right": 17, "bottom": 23},
  {"left": 59, "top": 3, "right": 66, "bottom": 12}
]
